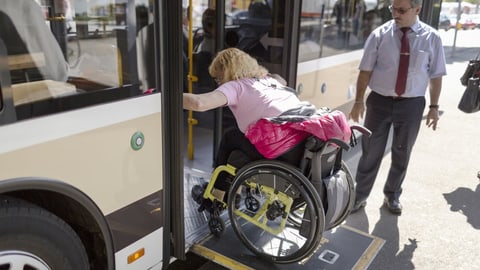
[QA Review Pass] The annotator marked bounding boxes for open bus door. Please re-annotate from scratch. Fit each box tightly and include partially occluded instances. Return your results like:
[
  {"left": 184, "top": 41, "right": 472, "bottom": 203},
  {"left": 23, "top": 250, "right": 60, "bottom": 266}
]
[
  {"left": 159, "top": 0, "right": 187, "bottom": 266},
  {"left": 185, "top": 0, "right": 303, "bottom": 161},
  {"left": 215, "top": 0, "right": 302, "bottom": 151},
  {"left": 181, "top": 0, "right": 305, "bottom": 250}
]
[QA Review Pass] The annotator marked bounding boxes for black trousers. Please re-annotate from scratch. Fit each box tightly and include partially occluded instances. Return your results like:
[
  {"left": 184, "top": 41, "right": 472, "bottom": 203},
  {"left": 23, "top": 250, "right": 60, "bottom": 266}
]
[
  {"left": 211, "top": 128, "right": 263, "bottom": 191},
  {"left": 214, "top": 128, "right": 264, "bottom": 169},
  {"left": 355, "top": 91, "right": 425, "bottom": 202}
]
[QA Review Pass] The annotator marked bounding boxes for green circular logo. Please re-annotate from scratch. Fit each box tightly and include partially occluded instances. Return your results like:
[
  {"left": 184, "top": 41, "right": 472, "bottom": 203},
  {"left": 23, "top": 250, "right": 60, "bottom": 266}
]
[{"left": 131, "top": 131, "right": 145, "bottom": 150}]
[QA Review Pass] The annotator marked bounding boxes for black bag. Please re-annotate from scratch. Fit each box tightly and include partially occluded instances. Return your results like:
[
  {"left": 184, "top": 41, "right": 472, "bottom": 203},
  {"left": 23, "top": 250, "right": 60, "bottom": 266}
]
[
  {"left": 458, "top": 77, "right": 480, "bottom": 113},
  {"left": 460, "top": 53, "right": 480, "bottom": 86}
]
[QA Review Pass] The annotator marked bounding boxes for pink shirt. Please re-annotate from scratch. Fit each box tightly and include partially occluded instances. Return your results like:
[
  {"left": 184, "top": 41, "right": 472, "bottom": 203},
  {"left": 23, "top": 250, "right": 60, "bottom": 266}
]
[{"left": 216, "top": 77, "right": 302, "bottom": 133}]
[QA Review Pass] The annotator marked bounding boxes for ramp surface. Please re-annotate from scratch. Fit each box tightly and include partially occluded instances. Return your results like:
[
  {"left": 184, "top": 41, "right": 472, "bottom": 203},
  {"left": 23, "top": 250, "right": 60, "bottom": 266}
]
[{"left": 193, "top": 223, "right": 384, "bottom": 270}]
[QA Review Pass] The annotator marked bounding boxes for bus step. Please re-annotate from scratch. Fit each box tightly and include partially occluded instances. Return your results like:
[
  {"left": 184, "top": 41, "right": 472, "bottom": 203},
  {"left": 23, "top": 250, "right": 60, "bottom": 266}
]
[{"left": 168, "top": 252, "right": 228, "bottom": 270}]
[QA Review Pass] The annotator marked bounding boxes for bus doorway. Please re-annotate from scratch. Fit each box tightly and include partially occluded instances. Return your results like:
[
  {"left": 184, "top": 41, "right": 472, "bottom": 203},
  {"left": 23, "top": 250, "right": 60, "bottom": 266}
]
[
  {"left": 183, "top": 0, "right": 304, "bottom": 246},
  {"left": 185, "top": 0, "right": 303, "bottom": 163}
]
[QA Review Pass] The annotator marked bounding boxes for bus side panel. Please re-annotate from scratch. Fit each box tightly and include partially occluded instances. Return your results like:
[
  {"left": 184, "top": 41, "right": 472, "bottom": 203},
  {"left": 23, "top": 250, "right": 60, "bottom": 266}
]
[
  {"left": 0, "top": 95, "right": 164, "bottom": 268},
  {"left": 114, "top": 228, "right": 163, "bottom": 270},
  {"left": 296, "top": 51, "right": 363, "bottom": 111},
  {"left": 0, "top": 96, "right": 162, "bottom": 213}
]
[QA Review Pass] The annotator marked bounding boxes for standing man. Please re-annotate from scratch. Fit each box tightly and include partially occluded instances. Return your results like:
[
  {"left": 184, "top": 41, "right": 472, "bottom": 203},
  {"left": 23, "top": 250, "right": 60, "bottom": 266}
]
[{"left": 349, "top": 0, "right": 446, "bottom": 215}]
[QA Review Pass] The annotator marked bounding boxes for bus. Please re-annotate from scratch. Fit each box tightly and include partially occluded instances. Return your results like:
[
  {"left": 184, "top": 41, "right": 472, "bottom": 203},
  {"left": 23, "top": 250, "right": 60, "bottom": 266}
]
[{"left": 0, "top": 0, "right": 440, "bottom": 269}]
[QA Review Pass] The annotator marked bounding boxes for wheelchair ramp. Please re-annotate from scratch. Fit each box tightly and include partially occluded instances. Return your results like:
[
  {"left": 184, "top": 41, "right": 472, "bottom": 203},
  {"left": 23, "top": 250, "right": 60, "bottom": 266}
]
[
  {"left": 184, "top": 168, "right": 217, "bottom": 245},
  {"left": 191, "top": 224, "right": 384, "bottom": 270}
]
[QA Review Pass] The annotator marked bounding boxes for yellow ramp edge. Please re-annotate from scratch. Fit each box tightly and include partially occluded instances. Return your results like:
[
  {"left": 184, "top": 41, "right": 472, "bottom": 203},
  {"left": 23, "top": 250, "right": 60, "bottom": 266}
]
[
  {"left": 191, "top": 244, "right": 254, "bottom": 270},
  {"left": 342, "top": 225, "right": 386, "bottom": 270}
]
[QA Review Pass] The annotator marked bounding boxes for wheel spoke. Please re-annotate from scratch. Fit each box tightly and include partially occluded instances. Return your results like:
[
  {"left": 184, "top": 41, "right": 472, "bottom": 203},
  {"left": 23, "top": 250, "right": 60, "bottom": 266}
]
[{"left": 0, "top": 251, "right": 51, "bottom": 270}]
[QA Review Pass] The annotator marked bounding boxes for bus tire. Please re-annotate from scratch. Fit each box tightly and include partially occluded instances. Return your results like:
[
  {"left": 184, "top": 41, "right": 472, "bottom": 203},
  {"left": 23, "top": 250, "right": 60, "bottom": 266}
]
[{"left": 0, "top": 196, "right": 90, "bottom": 270}]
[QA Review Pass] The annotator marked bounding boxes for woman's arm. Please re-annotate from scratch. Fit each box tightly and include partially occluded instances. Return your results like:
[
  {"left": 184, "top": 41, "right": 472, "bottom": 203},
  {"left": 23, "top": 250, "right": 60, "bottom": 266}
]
[{"left": 183, "top": 91, "right": 228, "bottom": 112}]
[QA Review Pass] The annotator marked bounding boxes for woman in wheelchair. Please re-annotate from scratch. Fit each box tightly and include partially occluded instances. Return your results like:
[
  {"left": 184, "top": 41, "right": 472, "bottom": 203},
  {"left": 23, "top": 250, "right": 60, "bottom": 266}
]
[
  {"left": 183, "top": 48, "right": 364, "bottom": 264},
  {"left": 184, "top": 47, "right": 308, "bottom": 196}
]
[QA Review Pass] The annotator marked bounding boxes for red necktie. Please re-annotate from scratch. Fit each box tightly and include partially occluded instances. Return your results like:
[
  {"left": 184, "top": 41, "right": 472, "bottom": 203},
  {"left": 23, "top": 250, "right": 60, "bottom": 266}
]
[{"left": 395, "top": 27, "right": 410, "bottom": 96}]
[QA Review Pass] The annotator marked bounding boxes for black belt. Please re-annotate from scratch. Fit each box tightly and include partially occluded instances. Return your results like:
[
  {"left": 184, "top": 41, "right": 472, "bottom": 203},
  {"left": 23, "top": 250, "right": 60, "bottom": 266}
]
[
  {"left": 372, "top": 91, "right": 413, "bottom": 101},
  {"left": 391, "top": 96, "right": 409, "bottom": 100}
]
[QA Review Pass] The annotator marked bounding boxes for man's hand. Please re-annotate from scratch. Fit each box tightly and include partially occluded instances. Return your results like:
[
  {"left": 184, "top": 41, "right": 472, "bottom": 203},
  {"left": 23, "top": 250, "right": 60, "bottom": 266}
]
[
  {"left": 349, "top": 103, "right": 365, "bottom": 123},
  {"left": 426, "top": 108, "right": 439, "bottom": 130}
]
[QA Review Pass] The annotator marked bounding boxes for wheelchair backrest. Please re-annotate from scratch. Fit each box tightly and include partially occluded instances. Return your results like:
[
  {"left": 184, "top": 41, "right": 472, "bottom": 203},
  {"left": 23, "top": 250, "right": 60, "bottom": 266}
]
[{"left": 301, "top": 136, "right": 341, "bottom": 179}]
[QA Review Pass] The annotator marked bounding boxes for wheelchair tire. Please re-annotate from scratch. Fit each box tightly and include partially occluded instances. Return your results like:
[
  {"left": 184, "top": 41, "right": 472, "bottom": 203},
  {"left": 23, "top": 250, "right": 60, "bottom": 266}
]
[{"left": 227, "top": 160, "right": 324, "bottom": 264}]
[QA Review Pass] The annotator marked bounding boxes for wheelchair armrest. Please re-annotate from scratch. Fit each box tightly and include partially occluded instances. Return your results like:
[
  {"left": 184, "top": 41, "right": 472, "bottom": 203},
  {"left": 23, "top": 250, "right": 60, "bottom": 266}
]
[
  {"left": 349, "top": 124, "right": 372, "bottom": 148},
  {"left": 350, "top": 124, "right": 372, "bottom": 137},
  {"left": 305, "top": 136, "right": 350, "bottom": 152}
]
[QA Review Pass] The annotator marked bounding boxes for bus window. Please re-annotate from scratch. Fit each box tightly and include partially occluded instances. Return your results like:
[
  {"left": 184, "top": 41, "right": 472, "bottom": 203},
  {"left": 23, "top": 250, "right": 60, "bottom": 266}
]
[
  {"left": 295, "top": 0, "right": 392, "bottom": 112},
  {"left": 0, "top": 0, "right": 151, "bottom": 123},
  {"left": 225, "top": 1, "right": 280, "bottom": 66},
  {"left": 298, "top": 0, "right": 390, "bottom": 62}
]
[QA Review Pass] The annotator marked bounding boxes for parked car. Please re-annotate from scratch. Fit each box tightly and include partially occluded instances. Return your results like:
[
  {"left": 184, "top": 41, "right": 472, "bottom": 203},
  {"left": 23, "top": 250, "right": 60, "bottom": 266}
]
[
  {"left": 470, "top": 14, "right": 480, "bottom": 28},
  {"left": 226, "top": 10, "right": 249, "bottom": 25},
  {"left": 438, "top": 13, "right": 451, "bottom": 31},
  {"left": 449, "top": 14, "right": 476, "bottom": 30},
  {"left": 448, "top": 15, "right": 459, "bottom": 28}
]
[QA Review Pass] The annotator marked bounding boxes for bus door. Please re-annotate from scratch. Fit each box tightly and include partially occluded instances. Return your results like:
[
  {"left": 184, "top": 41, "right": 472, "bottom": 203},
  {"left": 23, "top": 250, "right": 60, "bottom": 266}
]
[
  {"left": 185, "top": 0, "right": 302, "bottom": 162},
  {"left": 218, "top": 0, "right": 302, "bottom": 151},
  {"left": 223, "top": 0, "right": 302, "bottom": 87},
  {"left": 181, "top": 0, "right": 308, "bottom": 258},
  {"left": 183, "top": 0, "right": 304, "bottom": 185}
]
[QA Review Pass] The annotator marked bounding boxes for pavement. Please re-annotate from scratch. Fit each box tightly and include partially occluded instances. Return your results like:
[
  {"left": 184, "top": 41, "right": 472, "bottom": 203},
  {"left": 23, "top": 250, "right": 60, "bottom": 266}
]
[{"left": 344, "top": 28, "right": 480, "bottom": 270}]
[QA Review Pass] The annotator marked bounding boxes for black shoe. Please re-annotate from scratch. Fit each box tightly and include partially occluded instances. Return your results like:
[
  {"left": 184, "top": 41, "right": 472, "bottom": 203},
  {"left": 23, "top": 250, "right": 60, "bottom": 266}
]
[
  {"left": 350, "top": 200, "right": 367, "bottom": 213},
  {"left": 191, "top": 184, "right": 205, "bottom": 205},
  {"left": 191, "top": 180, "right": 208, "bottom": 205},
  {"left": 384, "top": 198, "right": 402, "bottom": 215}
]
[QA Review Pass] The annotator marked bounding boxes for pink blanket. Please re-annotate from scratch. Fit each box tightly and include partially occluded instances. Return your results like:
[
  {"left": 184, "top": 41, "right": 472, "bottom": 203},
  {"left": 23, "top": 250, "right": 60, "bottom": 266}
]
[{"left": 245, "top": 110, "right": 351, "bottom": 159}]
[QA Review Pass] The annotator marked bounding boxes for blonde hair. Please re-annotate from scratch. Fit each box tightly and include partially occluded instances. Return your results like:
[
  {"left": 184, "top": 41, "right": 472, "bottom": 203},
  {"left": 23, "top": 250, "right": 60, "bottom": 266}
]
[{"left": 208, "top": 48, "right": 268, "bottom": 84}]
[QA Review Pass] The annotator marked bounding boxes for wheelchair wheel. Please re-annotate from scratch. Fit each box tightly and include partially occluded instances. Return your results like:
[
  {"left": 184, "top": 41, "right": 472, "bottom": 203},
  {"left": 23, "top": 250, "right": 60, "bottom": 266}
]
[
  {"left": 287, "top": 161, "right": 355, "bottom": 230},
  {"left": 286, "top": 198, "right": 308, "bottom": 228},
  {"left": 227, "top": 160, "right": 324, "bottom": 264}
]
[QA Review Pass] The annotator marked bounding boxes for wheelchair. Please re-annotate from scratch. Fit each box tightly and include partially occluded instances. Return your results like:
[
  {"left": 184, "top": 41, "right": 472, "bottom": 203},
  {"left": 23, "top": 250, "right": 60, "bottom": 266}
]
[{"left": 191, "top": 125, "right": 371, "bottom": 264}]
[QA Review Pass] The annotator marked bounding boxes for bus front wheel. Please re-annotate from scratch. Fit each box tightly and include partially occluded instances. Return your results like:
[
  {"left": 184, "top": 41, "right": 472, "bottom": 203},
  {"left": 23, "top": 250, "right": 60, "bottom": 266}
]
[{"left": 0, "top": 196, "right": 90, "bottom": 270}]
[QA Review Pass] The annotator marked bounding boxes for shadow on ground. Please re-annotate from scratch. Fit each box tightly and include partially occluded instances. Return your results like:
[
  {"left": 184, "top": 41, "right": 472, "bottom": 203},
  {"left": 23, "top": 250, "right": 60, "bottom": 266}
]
[{"left": 443, "top": 182, "right": 480, "bottom": 230}]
